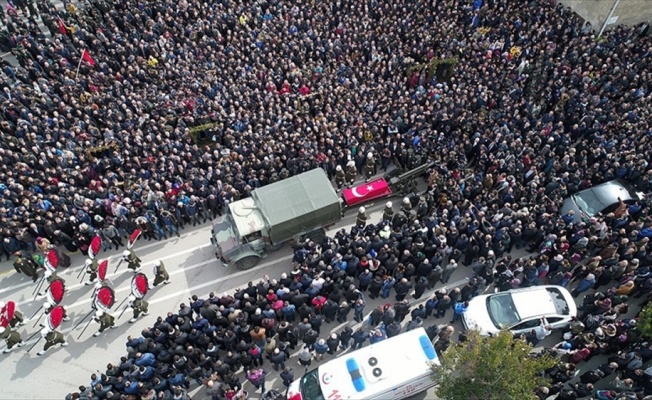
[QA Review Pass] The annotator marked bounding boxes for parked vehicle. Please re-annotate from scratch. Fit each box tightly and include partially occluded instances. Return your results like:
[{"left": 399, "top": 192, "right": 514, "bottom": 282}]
[
  {"left": 287, "top": 328, "right": 440, "bottom": 400},
  {"left": 462, "top": 285, "right": 577, "bottom": 336},
  {"left": 211, "top": 168, "right": 341, "bottom": 270},
  {"left": 561, "top": 179, "right": 645, "bottom": 223}
]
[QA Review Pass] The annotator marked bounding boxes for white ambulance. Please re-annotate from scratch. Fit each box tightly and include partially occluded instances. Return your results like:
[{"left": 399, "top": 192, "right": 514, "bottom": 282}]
[{"left": 287, "top": 328, "right": 440, "bottom": 400}]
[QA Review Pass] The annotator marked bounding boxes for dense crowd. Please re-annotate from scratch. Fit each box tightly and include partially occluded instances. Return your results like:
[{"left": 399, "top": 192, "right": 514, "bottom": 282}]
[{"left": 0, "top": 0, "right": 651, "bottom": 398}]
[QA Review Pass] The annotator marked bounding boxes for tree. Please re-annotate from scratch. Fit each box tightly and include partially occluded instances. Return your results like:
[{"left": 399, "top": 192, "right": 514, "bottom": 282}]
[
  {"left": 636, "top": 301, "right": 652, "bottom": 340},
  {"left": 431, "top": 330, "right": 556, "bottom": 400}
]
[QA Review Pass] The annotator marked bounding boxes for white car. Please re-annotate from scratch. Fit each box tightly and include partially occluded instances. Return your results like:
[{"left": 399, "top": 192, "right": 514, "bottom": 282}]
[{"left": 462, "top": 285, "right": 577, "bottom": 336}]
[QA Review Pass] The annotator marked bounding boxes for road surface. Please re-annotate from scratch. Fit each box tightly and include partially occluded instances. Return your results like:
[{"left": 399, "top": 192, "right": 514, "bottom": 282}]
[{"left": 0, "top": 181, "right": 475, "bottom": 399}]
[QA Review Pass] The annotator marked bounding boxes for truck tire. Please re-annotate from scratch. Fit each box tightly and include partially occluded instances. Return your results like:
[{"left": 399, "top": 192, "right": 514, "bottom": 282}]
[
  {"left": 265, "top": 242, "right": 284, "bottom": 252},
  {"left": 235, "top": 255, "right": 259, "bottom": 271},
  {"left": 305, "top": 228, "right": 326, "bottom": 243}
]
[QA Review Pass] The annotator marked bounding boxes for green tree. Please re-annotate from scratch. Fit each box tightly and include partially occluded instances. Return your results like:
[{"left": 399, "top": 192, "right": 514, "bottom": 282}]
[
  {"left": 636, "top": 301, "right": 652, "bottom": 340},
  {"left": 431, "top": 330, "right": 556, "bottom": 400}
]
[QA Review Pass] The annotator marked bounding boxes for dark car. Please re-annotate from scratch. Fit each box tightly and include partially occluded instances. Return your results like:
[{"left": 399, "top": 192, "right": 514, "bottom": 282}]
[{"left": 561, "top": 180, "right": 645, "bottom": 223}]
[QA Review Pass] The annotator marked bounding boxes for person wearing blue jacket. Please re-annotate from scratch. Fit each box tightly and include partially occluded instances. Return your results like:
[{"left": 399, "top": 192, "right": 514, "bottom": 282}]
[
  {"left": 451, "top": 301, "right": 469, "bottom": 324},
  {"left": 313, "top": 338, "right": 328, "bottom": 361},
  {"left": 369, "top": 328, "right": 386, "bottom": 344},
  {"left": 153, "top": 377, "right": 169, "bottom": 392},
  {"left": 381, "top": 276, "right": 395, "bottom": 299},
  {"left": 123, "top": 380, "right": 141, "bottom": 395},
  {"left": 136, "top": 365, "right": 154, "bottom": 382},
  {"left": 352, "top": 328, "right": 369, "bottom": 350},
  {"left": 353, "top": 293, "right": 366, "bottom": 322},
  {"left": 134, "top": 352, "right": 156, "bottom": 367},
  {"left": 571, "top": 273, "right": 596, "bottom": 297}
]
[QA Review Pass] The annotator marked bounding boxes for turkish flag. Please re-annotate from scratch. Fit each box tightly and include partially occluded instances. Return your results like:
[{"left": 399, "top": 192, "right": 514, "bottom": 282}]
[
  {"left": 57, "top": 17, "right": 67, "bottom": 35},
  {"left": 342, "top": 178, "right": 392, "bottom": 207},
  {"left": 82, "top": 49, "right": 96, "bottom": 66}
]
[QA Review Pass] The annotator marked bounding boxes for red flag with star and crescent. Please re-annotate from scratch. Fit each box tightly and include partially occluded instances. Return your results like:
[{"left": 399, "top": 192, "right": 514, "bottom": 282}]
[
  {"left": 81, "top": 49, "right": 96, "bottom": 66},
  {"left": 57, "top": 17, "right": 67, "bottom": 35},
  {"left": 342, "top": 178, "right": 392, "bottom": 207}
]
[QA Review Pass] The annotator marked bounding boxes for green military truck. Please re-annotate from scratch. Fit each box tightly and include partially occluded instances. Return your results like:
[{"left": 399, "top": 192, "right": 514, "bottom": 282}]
[{"left": 211, "top": 168, "right": 342, "bottom": 270}]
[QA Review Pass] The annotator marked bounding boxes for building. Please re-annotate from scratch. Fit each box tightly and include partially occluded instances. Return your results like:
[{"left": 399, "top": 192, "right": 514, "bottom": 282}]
[{"left": 559, "top": 0, "right": 651, "bottom": 36}]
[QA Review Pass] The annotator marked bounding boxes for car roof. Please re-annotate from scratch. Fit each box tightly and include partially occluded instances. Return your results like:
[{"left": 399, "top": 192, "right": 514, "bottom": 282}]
[
  {"left": 578, "top": 180, "right": 639, "bottom": 209},
  {"left": 510, "top": 288, "right": 557, "bottom": 319}
]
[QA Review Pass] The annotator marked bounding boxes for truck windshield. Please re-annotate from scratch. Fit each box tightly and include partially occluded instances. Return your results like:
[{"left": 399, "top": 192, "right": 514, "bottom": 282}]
[{"left": 300, "top": 369, "right": 325, "bottom": 400}]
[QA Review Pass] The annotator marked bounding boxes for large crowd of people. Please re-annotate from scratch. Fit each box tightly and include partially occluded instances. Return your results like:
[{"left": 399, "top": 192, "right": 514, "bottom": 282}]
[{"left": 0, "top": 0, "right": 651, "bottom": 398}]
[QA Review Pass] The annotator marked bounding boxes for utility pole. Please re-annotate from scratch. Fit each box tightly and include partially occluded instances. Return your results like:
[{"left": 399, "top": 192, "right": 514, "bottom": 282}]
[{"left": 598, "top": 0, "right": 621, "bottom": 38}]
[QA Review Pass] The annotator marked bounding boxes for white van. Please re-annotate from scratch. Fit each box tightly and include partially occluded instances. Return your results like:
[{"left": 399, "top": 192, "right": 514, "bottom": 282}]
[{"left": 287, "top": 328, "right": 440, "bottom": 400}]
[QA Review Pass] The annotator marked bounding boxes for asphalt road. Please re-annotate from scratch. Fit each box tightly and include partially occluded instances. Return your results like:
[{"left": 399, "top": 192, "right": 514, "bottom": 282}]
[{"left": 0, "top": 183, "right": 479, "bottom": 399}]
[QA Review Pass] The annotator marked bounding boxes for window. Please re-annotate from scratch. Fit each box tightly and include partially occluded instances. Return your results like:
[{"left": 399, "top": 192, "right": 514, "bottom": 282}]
[
  {"left": 487, "top": 294, "right": 521, "bottom": 330},
  {"left": 572, "top": 190, "right": 606, "bottom": 216},
  {"left": 242, "top": 230, "right": 262, "bottom": 243},
  {"left": 300, "top": 368, "right": 325, "bottom": 400},
  {"left": 512, "top": 319, "right": 541, "bottom": 331},
  {"left": 546, "top": 288, "right": 570, "bottom": 315}
]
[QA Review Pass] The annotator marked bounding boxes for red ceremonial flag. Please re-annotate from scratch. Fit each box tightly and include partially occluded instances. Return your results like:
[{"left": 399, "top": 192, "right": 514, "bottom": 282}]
[
  {"left": 82, "top": 49, "right": 96, "bottom": 66},
  {"left": 57, "top": 17, "right": 67, "bottom": 35},
  {"left": 342, "top": 178, "right": 392, "bottom": 207}
]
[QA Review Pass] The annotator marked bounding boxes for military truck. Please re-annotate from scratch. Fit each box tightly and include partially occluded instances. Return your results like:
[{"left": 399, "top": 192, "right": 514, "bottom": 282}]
[{"left": 211, "top": 168, "right": 342, "bottom": 270}]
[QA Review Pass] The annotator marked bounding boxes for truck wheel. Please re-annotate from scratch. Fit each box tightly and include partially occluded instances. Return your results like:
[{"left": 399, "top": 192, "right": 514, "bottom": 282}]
[
  {"left": 265, "top": 242, "right": 284, "bottom": 252},
  {"left": 305, "top": 228, "right": 326, "bottom": 243},
  {"left": 235, "top": 256, "right": 259, "bottom": 271}
]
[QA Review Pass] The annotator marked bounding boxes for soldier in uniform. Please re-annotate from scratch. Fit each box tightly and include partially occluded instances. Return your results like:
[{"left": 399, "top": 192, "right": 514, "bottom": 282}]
[
  {"left": 356, "top": 207, "right": 368, "bottom": 229},
  {"left": 128, "top": 295, "right": 149, "bottom": 323},
  {"left": 93, "top": 310, "right": 117, "bottom": 337},
  {"left": 150, "top": 260, "right": 171, "bottom": 289},
  {"left": 84, "top": 258, "right": 99, "bottom": 286},
  {"left": 364, "top": 153, "right": 375, "bottom": 183},
  {"left": 415, "top": 197, "right": 429, "bottom": 219},
  {"left": 36, "top": 327, "right": 68, "bottom": 356},
  {"left": 345, "top": 161, "right": 357, "bottom": 187},
  {"left": 401, "top": 197, "right": 412, "bottom": 214},
  {"left": 39, "top": 301, "right": 71, "bottom": 326},
  {"left": 335, "top": 165, "right": 346, "bottom": 191},
  {"left": 0, "top": 326, "right": 25, "bottom": 354},
  {"left": 39, "top": 272, "right": 66, "bottom": 297},
  {"left": 1, "top": 302, "right": 26, "bottom": 328},
  {"left": 408, "top": 210, "right": 418, "bottom": 226},
  {"left": 382, "top": 201, "right": 394, "bottom": 222},
  {"left": 12, "top": 251, "right": 39, "bottom": 282},
  {"left": 392, "top": 211, "right": 408, "bottom": 230},
  {"left": 122, "top": 250, "right": 142, "bottom": 273}
]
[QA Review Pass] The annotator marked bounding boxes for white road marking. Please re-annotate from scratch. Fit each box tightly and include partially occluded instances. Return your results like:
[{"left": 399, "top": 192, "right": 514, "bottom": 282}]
[
  {"left": 0, "top": 242, "right": 212, "bottom": 296},
  {"left": 21, "top": 253, "right": 293, "bottom": 317}
]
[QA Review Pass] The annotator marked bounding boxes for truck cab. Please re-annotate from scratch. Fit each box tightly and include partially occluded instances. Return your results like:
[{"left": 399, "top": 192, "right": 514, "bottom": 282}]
[{"left": 211, "top": 197, "right": 272, "bottom": 270}]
